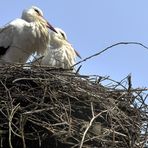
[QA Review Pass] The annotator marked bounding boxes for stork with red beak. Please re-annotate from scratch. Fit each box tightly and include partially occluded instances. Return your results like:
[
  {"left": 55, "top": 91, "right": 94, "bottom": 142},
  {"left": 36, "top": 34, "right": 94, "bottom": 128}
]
[
  {"left": 0, "top": 6, "right": 57, "bottom": 64},
  {"left": 33, "top": 27, "right": 81, "bottom": 70}
]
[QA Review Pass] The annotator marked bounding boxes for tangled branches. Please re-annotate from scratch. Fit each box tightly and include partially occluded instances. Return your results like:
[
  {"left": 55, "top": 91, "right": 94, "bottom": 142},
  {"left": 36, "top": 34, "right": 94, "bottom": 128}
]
[{"left": 0, "top": 65, "right": 147, "bottom": 148}]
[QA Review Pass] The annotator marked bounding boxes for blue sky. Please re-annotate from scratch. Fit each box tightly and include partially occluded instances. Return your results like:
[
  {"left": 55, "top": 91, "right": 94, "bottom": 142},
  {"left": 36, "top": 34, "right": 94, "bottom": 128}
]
[{"left": 0, "top": 1, "right": 148, "bottom": 88}]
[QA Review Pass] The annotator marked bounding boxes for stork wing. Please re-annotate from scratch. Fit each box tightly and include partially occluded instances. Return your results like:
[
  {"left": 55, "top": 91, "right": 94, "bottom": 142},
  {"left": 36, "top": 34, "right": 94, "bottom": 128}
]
[
  {"left": 0, "top": 25, "right": 14, "bottom": 56},
  {"left": 0, "top": 19, "right": 29, "bottom": 56},
  {"left": 63, "top": 39, "right": 81, "bottom": 59}
]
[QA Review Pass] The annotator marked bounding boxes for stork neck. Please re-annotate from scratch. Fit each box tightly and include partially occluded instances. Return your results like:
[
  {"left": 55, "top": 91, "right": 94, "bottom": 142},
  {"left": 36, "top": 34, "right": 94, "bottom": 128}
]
[{"left": 31, "top": 21, "right": 49, "bottom": 54}]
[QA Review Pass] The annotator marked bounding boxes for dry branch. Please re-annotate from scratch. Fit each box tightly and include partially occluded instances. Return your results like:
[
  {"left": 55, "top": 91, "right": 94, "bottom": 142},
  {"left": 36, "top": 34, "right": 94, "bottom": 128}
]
[
  {"left": 0, "top": 64, "right": 147, "bottom": 148},
  {"left": 73, "top": 41, "right": 148, "bottom": 67}
]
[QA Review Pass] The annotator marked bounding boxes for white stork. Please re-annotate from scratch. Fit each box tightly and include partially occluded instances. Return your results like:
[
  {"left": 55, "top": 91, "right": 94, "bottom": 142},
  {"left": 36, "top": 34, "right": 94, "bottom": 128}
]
[
  {"left": 33, "top": 28, "right": 81, "bottom": 70},
  {"left": 0, "top": 6, "right": 57, "bottom": 64}
]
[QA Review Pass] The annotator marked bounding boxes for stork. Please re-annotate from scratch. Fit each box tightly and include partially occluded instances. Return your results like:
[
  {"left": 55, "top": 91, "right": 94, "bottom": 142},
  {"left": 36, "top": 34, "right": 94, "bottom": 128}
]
[
  {"left": 33, "top": 28, "right": 81, "bottom": 70},
  {"left": 0, "top": 6, "right": 57, "bottom": 64}
]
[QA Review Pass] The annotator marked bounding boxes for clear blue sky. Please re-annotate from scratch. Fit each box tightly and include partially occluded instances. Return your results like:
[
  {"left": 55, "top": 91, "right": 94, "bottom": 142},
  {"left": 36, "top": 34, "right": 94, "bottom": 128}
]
[{"left": 0, "top": 1, "right": 148, "bottom": 88}]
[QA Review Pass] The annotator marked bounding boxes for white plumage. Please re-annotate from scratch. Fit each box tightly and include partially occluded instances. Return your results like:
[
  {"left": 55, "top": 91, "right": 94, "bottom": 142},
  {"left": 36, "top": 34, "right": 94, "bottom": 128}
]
[
  {"left": 0, "top": 6, "right": 57, "bottom": 64},
  {"left": 33, "top": 28, "right": 81, "bottom": 69}
]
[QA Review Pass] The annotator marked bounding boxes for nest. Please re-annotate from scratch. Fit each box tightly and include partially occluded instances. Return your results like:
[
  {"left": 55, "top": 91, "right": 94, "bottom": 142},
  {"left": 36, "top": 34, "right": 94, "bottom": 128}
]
[{"left": 0, "top": 65, "right": 147, "bottom": 148}]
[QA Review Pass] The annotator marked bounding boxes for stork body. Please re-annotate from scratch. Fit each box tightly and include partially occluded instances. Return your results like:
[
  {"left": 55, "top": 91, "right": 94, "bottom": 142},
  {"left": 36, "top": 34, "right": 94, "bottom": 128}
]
[
  {"left": 34, "top": 28, "right": 81, "bottom": 69},
  {"left": 0, "top": 6, "right": 57, "bottom": 64}
]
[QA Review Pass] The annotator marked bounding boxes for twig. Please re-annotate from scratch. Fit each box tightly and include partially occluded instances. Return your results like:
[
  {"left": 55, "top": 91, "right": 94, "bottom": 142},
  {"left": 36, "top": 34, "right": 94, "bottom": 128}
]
[
  {"left": 23, "top": 108, "right": 51, "bottom": 115},
  {"left": 75, "top": 65, "right": 82, "bottom": 74},
  {"left": 127, "top": 74, "right": 132, "bottom": 92},
  {"left": 12, "top": 77, "right": 44, "bottom": 83},
  {"left": 79, "top": 105, "right": 108, "bottom": 148},
  {"left": 20, "top": 115, "right": 27, "bottom": 148},
  {"left": 0, "top": 81, "right": 13, "bottom": 102},
  {"left": 108, "top": 88, "right": 148, "bottom": 93},
  {"left": 8, "top": 104, "right": 20, "bottom": 148},
  {"left": 72, "top": 42, "right": 148, "bottom": 67}
]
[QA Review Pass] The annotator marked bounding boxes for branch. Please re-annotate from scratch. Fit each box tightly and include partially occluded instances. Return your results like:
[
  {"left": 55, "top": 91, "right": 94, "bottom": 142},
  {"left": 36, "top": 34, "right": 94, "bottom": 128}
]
[
  {"left": 79, "top": 102, "right": 108, "bottom": 148},
  {"left": 8, "top": 104, "right": 20, "bottom": 148},
  {"left": 72, "top": 42, "right": 148, "bottom": 67}
]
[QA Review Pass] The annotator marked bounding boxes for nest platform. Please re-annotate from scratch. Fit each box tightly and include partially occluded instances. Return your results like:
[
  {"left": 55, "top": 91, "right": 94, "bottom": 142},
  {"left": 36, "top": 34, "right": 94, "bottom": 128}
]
[{"left": 0, "top": 65, "right": 147, "bottom": 148}]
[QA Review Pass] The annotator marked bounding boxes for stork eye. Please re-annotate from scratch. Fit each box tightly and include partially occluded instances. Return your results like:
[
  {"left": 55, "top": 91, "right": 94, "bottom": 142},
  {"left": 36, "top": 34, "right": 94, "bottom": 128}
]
[
  {"left": 34, "top": 9, "right": 40, "bottom": 15},
  {"left": 61, "top": 32, "right": 65, "bottom": 39}
]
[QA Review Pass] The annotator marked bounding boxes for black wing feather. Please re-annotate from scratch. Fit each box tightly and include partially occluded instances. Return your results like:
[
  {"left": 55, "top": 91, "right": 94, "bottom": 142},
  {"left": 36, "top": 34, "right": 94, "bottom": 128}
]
[{"left": 0, "top": 46, "right": 10, "bottom": 56}]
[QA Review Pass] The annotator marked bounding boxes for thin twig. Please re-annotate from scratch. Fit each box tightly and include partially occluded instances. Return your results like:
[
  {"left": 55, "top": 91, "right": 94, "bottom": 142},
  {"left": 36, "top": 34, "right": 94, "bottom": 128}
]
[
  {"left": 80, "top": 109, "right": 108, "bottom": 148},
  {"left": 72, "top": 42, "right": 148, "bottom": 67},
  {"left": 8, "top": 104, "right": 20, "bottom": 148}
]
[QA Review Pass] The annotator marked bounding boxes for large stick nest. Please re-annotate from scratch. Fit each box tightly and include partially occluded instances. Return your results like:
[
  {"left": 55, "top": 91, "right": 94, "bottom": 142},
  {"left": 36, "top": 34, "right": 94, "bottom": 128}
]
[{"left": 0, "top": 65, "right": 147, "bottom": 148}]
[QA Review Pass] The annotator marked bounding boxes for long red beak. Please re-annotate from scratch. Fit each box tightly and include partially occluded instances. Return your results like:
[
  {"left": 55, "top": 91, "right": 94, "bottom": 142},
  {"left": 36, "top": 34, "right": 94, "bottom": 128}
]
[{"left": 47, "top": 22, "right": 57, "bottom": 33}]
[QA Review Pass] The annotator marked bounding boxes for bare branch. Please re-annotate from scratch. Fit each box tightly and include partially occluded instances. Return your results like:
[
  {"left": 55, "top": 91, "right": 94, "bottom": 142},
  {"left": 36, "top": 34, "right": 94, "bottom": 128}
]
[{"left": 72, "top": 41, "right": 148, "bottom": 67}]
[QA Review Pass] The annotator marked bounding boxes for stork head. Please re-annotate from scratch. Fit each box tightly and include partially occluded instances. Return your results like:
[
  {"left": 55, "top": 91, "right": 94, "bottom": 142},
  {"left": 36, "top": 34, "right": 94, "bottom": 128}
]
[
  {"left": 50, "top": 28, "right": 68, "bottom": 42},
  {"left": 22, "top": 6, "right": 57, "bottom": 33},
  {"left": 50, "top": 28, "right": 81, "bottom": 59},
  {"left": 56, "top": 28, "right": 68, "bottom": 40}
]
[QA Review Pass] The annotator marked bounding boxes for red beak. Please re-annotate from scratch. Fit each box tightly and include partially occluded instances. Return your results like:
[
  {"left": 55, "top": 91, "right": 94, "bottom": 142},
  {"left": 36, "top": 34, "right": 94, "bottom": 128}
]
[{"left": 47, "top": 22, "right": 57, "bottom": 33}]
